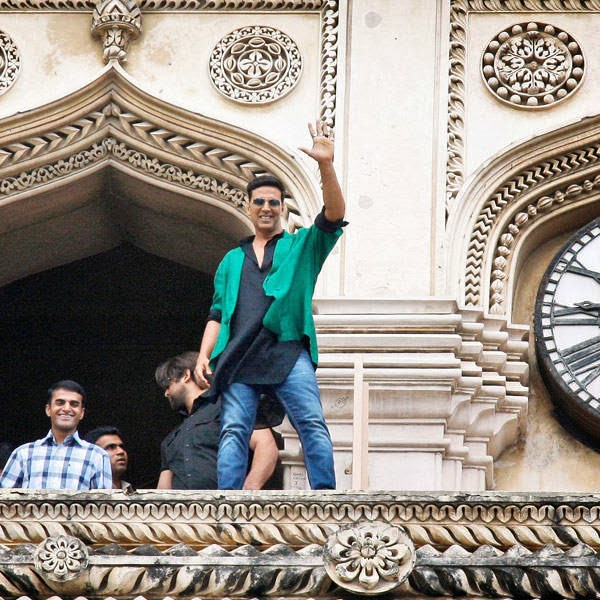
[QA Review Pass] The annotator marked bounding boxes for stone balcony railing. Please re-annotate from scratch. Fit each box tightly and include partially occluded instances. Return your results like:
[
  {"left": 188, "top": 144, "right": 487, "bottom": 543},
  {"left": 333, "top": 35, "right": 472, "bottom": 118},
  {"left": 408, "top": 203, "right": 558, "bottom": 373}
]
[{"left": 0, "top": 490, "right": 599, "bottom": 599}]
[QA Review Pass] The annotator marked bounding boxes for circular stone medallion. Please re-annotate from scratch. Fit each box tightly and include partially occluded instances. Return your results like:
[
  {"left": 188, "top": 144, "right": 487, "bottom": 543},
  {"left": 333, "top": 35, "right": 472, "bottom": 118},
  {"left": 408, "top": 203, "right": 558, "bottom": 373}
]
[
  {"left": 323, "top": 522, "right": 415, "bottom": 594},
  {"left": 34, "top": 535, "right": 89, "bottom": 582},
  {"left": 0, "top": 30, "right": 20, "bottom": 96},
  {"left": 209, "top": 26, "right": 303, "bottom": 104},
  {"left": 481, "top": 22, "right": 584, "bottom": 109}
]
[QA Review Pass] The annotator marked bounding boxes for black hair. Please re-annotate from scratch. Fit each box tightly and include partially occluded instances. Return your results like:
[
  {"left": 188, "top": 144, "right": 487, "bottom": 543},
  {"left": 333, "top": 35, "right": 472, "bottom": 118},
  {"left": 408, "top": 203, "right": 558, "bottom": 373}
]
[
  {"left": 47, "top": 380, "right": 87, "bottom": 406},
  {"left": 155, "top": 351, "right": 199, "bottom": 391},
  {"left": 246, "top": 175, "right": 286, "bottom": 199},
  {"left": 83, "top": 426, "right": 124, "bottom": 445}
]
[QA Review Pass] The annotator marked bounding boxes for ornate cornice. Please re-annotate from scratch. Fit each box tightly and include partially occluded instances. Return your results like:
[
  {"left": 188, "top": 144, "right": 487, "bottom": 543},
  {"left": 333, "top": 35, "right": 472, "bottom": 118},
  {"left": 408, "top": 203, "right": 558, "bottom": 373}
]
[
  {"left": 447, "top": 0, "right": 600, "bottom": 214},
  {"left": 0, "top": 64, "right": 323, "bottom": 227},
  {"left": 0, "top": 491, "right": 598, "bottom": 551},
  {"left": 0, "top": 492, "right": 598, "bottom": 598}
]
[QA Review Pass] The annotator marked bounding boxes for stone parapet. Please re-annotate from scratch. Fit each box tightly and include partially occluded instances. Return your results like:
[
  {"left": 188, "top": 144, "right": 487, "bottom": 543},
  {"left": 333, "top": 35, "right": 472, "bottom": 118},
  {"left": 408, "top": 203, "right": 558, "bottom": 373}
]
[{"left": 0, "top": 490, "right": 598, "bottom": 598}]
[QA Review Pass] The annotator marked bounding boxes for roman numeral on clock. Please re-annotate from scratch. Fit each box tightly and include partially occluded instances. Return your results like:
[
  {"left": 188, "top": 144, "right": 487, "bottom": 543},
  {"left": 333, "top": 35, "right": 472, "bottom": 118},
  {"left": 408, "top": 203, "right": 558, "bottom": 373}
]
[{"left": 561, "top": 335, "right": 600, "bottom": 384}]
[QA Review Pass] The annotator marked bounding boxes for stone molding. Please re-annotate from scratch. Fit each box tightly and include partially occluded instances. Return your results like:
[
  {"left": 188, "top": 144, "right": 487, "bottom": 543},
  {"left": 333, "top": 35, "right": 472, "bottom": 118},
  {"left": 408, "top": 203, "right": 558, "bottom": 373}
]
[
  {"left": 0, "top": 491, "right": 599, "bottom": 598},
  {"left": 0, "top": 0, "right": 339, "bottom": 127},
  {"left": 313, "top": 298, "right": 529, "bottom": 490},
  {"left": 448, "top": 113, "right": 600, "bottom": 316},
  {"left": 3, "top": 490, "right": 600, "bottom": 552},
  {"left": 447, "top": 0, "right": 600, "bottom": 211},
  {"left": 0, "top": 63, "right": 321, "bottom": 229}
]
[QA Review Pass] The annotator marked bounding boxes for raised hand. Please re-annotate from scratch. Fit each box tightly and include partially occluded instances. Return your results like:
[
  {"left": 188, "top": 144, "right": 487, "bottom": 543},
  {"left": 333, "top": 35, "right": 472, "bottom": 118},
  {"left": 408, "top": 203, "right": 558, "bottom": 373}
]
[{"left": 299, "top": 120, "right": 335, "bottom": 164}]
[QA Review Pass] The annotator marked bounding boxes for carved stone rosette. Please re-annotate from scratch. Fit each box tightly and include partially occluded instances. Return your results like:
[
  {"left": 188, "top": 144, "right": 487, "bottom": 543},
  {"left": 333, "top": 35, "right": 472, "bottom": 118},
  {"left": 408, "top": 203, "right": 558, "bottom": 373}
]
[
  {"left": 481, "top": 22, "right": 584, "bottom": 109},
  {"left": 209, "top": 25, "right": 303, "bottom": 104},
  {"left": 323, "top": 522, "right": 415, "bottom": 594},
  {"left": 33, "top": 535, "right": 89, "bottom": 581},
  {"left": 91, "top": 0, "right": 142, "bottom": 64},
  {"left": 0, "top": 29, "right": 20, "bottom": 95}
]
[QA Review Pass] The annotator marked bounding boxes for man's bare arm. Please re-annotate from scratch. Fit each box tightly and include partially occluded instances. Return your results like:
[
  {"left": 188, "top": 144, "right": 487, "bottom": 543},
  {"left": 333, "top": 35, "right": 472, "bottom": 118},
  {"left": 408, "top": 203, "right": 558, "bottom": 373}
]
[
  {"left": 299, "top": 120, "right": 345, "bottom": 222},
  {"left": 157, "top": 469, "right": 173, "bottom": 489},
  {"left": 194, "top": 320, "right": 221, "bottom": 387},
  {"left": 243, "top": 429, "right": 279, "bottom": 490}
]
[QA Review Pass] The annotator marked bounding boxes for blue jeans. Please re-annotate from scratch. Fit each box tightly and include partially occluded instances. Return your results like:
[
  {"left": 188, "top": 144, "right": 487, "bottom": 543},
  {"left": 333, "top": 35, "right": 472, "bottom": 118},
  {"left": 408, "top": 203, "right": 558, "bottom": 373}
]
[{"left": 218, "top": 350, "right": 336, "bottom": 489}]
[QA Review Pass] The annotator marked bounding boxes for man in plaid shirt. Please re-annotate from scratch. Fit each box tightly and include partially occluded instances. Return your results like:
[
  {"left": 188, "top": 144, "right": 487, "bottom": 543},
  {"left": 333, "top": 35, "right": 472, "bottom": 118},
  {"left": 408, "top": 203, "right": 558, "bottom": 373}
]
[{"left": 0, "top": 380, "right": 112, "bottom": 490}]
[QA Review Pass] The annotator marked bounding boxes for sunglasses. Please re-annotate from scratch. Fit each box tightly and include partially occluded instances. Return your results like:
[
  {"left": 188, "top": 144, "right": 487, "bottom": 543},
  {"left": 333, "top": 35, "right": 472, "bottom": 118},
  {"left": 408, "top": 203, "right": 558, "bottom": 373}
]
[{"left": 251, "top": 198, "right": 282, "bottom": 207}]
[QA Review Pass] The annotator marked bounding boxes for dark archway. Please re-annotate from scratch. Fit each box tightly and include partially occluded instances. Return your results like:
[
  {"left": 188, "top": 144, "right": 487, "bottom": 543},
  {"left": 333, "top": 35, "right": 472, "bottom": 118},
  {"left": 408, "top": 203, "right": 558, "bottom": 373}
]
[{"left": 0, "top": 244, "right": 214, "bottom": 487}]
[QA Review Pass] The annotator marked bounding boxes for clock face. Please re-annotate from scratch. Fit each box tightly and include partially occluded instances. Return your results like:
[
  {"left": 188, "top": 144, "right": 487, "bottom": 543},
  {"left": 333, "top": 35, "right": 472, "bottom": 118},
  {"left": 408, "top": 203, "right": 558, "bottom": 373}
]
[{"left": 534, "top": 216, "right": 600, "bottom": 441}]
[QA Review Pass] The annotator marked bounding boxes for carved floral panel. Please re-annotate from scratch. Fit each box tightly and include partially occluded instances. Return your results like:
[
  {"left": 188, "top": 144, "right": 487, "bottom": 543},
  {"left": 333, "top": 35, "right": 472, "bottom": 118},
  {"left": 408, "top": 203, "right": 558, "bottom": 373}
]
[
  {"left": 209, "top": 25, "right": 303, "bottom": 104},
  {"left": 0, "top": 30, "right": 20, "bottom": 96},
  {"left": 481, "top": 22, "right": 585, "bottom": 109}
]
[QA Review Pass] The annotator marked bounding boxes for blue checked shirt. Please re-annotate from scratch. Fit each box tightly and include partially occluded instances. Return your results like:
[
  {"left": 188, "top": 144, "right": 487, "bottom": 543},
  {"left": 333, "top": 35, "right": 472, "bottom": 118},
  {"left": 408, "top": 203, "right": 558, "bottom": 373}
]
[{"left": 0, "top": 430, "right": 112, "bottom": 490}]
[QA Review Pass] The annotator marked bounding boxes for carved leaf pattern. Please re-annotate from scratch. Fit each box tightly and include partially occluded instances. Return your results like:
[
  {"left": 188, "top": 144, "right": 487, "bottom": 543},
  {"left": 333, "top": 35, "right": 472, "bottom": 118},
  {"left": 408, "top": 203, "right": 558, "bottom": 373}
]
[{"left": 0, "top": 30, "right": 20, "bottom": 95}]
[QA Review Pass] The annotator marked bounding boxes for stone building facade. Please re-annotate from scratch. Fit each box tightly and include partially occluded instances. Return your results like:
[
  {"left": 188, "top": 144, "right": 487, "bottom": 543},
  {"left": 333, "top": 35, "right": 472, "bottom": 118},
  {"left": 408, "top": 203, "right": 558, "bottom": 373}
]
[{"left": 0, "top": 1, "right": 599, "bottom": 598}]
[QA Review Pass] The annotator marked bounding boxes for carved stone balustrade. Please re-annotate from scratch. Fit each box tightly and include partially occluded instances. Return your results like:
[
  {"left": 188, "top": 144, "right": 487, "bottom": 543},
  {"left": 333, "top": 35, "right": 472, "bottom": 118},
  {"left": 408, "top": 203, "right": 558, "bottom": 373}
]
[{"left": 0, "top": 490, "right": 598, "bottom": 599}]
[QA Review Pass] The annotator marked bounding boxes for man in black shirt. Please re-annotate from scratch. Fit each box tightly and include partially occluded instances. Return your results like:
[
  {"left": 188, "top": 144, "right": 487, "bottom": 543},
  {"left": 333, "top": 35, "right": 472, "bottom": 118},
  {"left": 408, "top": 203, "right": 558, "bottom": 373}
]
[
  {"left": 194, "top": 120, "right": 346, "bottom": 490},
  {"left": 155, "top": 351, "right": 280, "bottom": 489}
]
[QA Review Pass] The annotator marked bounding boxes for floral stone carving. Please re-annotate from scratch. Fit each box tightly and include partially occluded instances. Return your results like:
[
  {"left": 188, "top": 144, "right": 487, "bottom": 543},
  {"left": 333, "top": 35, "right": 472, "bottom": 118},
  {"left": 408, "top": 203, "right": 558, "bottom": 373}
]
[
  {"left": 323, "top": 522, "right": 415, "bottom": 594},
  {"left": 481, "top": 22, "right": 584, "bottom": 109},
  {"left": 209, "top": 25, "right": 303, "bottom": 104},
  {"left": 33, "top": 535, "right": 89, "bottom": 581},
  {"left": 0, "top": 30, "right": 20, "bottom": 96},
  {"left": 91, "top": 0, "right": 142, "bottom": 64}
]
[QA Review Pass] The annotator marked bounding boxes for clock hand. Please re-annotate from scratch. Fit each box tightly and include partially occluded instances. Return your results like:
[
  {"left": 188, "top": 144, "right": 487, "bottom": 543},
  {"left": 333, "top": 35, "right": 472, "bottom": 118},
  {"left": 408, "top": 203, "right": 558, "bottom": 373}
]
[
  {"left": 574, "top": 301, "right": 600, "bottom": 312},
  {"left": 553, "top": 302, "right": 600, "bottom": 325},
  {"left": 566, "top": 263, "right": 600, "bottom": 284}
]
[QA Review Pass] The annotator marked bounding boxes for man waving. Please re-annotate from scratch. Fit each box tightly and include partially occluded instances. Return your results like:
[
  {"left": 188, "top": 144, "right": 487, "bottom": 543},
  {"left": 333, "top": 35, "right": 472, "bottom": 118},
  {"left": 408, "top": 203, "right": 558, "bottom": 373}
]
[{"left": 195, "top": 120, "right": 346, "bottom": 490}]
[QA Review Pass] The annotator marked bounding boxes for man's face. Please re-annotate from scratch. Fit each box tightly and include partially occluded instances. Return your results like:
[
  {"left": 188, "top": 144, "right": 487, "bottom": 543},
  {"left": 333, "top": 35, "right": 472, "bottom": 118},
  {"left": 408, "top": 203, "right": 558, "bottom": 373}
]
[
  {"left": 164, "top": 375, "right": 188, "bottom": 412},
  {"left": 247, "top": 185, "right": 284, "bottom": 237},
  {"left": 95, "top": 434, "right": 128, "bottom": 478},
  {"left": 45, "top": 389, "right": 85, "bottom": 434}
]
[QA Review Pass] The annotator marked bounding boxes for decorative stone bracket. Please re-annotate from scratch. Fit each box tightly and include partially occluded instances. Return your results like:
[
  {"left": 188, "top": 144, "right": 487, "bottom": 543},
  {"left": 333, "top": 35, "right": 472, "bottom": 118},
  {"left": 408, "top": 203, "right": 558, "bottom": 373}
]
[
  {"left": 309, "top": 298, "right": 529, "bottom": 491},
  {"left": 91, "top": 0, "right": 142, "bottom": 64}
]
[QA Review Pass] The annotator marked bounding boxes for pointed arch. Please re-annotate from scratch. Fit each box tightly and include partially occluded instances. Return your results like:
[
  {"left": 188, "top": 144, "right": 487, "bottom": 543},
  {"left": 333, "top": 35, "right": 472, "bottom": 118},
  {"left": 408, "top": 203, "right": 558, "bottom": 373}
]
[
  {"left": 447, "top": 114, "right": 600, "bottom": 321},
  {"left": 0, "top": 62, "right": 321, "bottom": 285}
]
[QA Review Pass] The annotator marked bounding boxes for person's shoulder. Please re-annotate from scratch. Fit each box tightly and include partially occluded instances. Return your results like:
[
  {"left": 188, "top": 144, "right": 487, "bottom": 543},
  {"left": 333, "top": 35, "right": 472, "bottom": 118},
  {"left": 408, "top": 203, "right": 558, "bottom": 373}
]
[
  {"left": 12, "top": 440, "right": 37, "bottom": 454},
  {"left": 77, "top": 436, "right": 109, "bottom": 456},
  {"left": 222, "top": 246, "right": 245, "bottom": 260}
]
